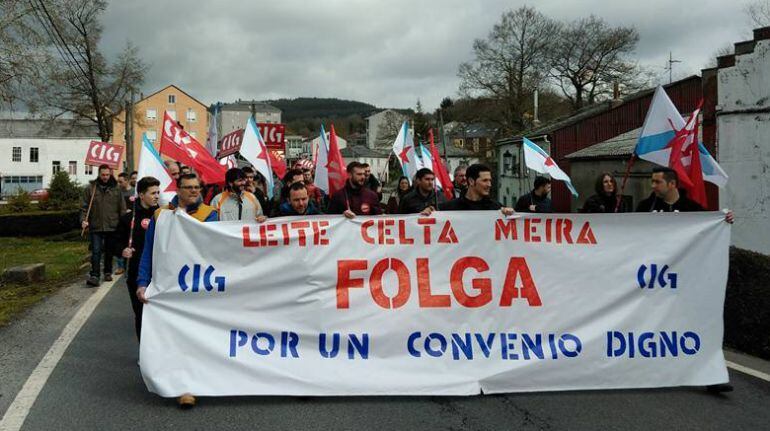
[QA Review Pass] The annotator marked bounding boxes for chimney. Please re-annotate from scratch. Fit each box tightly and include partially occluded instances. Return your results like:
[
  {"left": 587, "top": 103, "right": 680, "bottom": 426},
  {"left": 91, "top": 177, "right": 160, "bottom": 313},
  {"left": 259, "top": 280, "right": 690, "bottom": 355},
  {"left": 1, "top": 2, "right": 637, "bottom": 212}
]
[
  {"left": 613, "top": 82, "right": 620, "bottom": 100},
  {"left": 140, "top": 92, "right": 144, "bottom": 100},
  {"left": 533, "top": 89, "right": 540, "bottom": 127}
]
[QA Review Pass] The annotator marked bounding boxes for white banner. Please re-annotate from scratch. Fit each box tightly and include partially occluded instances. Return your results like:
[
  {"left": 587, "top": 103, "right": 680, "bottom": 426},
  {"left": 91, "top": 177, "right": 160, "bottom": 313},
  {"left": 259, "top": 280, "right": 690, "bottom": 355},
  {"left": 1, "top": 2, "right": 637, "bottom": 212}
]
[{"left": 140, "top": 211, "right": 731, "bottom": 397}]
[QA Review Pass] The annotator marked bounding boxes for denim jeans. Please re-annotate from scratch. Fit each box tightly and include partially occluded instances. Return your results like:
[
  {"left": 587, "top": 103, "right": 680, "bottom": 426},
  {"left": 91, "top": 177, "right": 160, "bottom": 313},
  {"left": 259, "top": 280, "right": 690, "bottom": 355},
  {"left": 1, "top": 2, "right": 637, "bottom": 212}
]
[{"left": 89, "top": 231, "right": 114, "bottom": 277}]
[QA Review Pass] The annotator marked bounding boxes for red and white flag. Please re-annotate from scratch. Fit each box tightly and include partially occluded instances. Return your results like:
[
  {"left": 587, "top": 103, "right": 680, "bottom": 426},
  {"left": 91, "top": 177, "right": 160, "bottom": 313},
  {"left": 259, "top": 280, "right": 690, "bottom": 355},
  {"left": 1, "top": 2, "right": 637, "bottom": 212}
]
[
  {"left": 428, "top": 129, "right": 454, "bottom": 200},
  {"left": 326, "top": 124, "right": 347, "bottom": 196},
  {"left": 159, "top": 111, "right": 226, "bottom": 185}
]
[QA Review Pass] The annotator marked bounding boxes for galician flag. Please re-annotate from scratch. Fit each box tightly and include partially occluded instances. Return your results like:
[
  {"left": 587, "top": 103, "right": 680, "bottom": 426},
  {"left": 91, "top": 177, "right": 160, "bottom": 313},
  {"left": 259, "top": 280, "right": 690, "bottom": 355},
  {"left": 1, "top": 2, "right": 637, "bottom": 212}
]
[
  {"left": 313, "top": 125, "right": 330, "bottom": 194},
  {"left": 136, "top": 134, "right": 176, "bottom": 204},
  {"left": 391, "top": 121, "right": 419, "bottom": 183},
  {"left": 635, "top": 86, "right": 728, "bottom": 189},
  {"left": 523, "top": 137, "right": 578, "bottom": 197},
  {"left": 240, "top": 116, "right": 275, "bottom": 199},
  {"left": 206, "top": 105, "right": 219, "bottom": 157}
]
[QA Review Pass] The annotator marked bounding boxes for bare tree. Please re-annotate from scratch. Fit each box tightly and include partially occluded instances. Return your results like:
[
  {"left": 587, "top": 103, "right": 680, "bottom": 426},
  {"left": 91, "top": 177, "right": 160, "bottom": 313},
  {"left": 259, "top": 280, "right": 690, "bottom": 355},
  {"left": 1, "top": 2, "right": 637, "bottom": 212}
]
[
  {"left": 374, "top": 110, "right": 406, "bottom": 148},
  {"left": 24, "top": 0, "right": 146, "bottom": 141},
  {"left": 746, "top": 0, "right": 770, "bottom": 27},
  {"left": 0, "top": 1, "right": 51, "bottom": 108},
  {"left": 549, "top": 15, "right": 644, "bottom": 110},
  {"left": 458, "top": 6, "right": 559, "bottom": 134}
]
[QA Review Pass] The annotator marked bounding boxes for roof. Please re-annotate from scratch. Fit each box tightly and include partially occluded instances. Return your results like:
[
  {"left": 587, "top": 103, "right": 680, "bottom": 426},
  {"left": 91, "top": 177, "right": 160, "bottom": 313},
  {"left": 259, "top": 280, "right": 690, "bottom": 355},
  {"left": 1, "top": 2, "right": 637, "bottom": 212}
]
[
  {"left": 220, "top": 101, "right": 281, "bottom": 113},
  {"left": 0, "top": 118, "right": 99, "bottom": 139},
  {"left": 565, "top": 122, "right": 702, "bottom": 160},
  {"left": 564, "top": 127, "right": 639, "bottom": 159},
  {"left": 139, "top": 84, "right": 207, "bottom": 108},
  {"left": 496, "top": 75, "right": 702, "bottom": 147},
  {"left": 447, "top": 123, "right": 498, "bottom": 139},
  {"left": 341, "top": 144, "right": 389, "bottom": 159}
]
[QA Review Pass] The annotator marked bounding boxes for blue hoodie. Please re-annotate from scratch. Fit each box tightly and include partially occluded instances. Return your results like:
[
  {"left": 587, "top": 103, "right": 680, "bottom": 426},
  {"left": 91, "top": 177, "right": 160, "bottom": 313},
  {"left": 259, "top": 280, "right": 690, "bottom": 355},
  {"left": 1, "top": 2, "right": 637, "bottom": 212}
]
[{"left": 137, "top": 196, "right": 218, "bottom": 288}]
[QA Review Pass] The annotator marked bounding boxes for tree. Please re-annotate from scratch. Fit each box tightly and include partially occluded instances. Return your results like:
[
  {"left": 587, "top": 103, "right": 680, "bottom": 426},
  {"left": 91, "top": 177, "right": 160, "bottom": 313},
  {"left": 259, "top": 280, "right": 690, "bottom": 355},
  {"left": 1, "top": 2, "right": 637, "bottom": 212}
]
[
  {"left": 0, "top": 1, "right": 51, "bottom": 108},
  {"left": 22, "top": 0, "right": 146, "bottom": 142},
  {"left": 458, "top": 6, "right": 558, "bottom": 134},
  {"left": 374, "top": 110, "right": 406, "bottom": 148},
  {"left": 549, "top": 16, "right": 645, "bottom": 110},
  {"left": 746, "top": 1, "right": 770, "bottom": 27}
]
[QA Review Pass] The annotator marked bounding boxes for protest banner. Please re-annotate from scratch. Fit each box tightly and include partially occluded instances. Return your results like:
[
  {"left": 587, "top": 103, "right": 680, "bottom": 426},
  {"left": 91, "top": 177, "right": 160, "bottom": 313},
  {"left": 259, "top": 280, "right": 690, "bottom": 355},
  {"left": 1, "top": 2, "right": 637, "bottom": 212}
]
[
  {"left": 140, "top": 211, "right": 730, "bottom": 396},
  {"left": 85, "top": 141, "right": 123, "bottom": 169}
]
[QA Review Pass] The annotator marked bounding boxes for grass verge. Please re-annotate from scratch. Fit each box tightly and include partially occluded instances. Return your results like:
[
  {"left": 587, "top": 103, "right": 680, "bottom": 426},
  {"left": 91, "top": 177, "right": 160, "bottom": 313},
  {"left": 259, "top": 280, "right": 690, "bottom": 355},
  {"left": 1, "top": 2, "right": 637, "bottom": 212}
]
[{"left": 0, "top": 231, "right": 89, "bottom": 326}]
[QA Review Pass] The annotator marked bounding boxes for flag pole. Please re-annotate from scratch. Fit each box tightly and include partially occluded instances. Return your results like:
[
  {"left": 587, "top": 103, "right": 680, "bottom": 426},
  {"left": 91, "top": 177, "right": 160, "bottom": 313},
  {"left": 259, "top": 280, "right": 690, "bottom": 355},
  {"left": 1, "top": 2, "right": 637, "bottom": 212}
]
[
  {"left": 615, "top": 154, "right": 636, "bottom": 213},
  {"left": 81, "top": 182, "right": 97, "bottom": 238}
]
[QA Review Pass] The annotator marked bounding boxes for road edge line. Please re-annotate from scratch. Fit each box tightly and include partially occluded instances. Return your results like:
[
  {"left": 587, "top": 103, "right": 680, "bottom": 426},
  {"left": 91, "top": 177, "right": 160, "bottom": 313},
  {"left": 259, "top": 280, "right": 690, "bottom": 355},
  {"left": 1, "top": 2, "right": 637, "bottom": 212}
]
[
  {"left": 0, "top": 277, "right": 118, "bottom": 431},
  {"left": 725, "top": 360, "right": 770, "bottom": 382}
]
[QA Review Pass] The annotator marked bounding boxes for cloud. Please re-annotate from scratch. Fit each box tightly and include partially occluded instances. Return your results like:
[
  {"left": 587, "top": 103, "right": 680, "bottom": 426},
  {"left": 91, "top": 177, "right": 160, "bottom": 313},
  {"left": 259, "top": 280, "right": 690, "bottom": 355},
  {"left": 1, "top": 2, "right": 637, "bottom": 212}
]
[{"left": 98, "top": 0, "right": 753, "bottom": 111}]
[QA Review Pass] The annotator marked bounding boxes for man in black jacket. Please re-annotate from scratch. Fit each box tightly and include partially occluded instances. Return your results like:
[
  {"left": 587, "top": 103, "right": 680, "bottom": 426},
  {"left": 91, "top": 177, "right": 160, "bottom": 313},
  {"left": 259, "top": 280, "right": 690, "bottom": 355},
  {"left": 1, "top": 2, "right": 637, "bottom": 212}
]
[
  {"left": 514, "top": 176, "right": 553, "bottom": 213},
  {"left": 117, "top": 177, "right": 160, "bottom": 341},
  {"left": 636, "top": 167, "right": 705, "bottom": 212},
  {"left": 436, "top": 164, "right": 514, "bottom": 216},
  {"left": 81, "top": 165, "right": 126, "bottom": 287},
  {"left": 398, "top": 168, "right": 446, "bottom": 214}
]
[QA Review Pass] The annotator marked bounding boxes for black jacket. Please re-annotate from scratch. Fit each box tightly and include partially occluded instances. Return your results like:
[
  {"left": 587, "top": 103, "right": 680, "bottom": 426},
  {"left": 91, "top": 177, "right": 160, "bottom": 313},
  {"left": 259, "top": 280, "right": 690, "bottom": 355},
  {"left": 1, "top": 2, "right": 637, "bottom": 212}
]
[
  {"left": 439, "top": 195, "right": 502, "bottom": 211},
  {"left": 635, "top": 192, "right": 704, "bottom": 212},
  {"left": 582, "top": 193, "right": 629, "bottom": 213},
  {"left": 117, "top": 202, "right": 159, "bottom": 286},
  {"left": 514, "top": 191, "right": 552, "bottom": 213},
  {"left": 398, "top": 189, "right": 446, "bottom": 214}
]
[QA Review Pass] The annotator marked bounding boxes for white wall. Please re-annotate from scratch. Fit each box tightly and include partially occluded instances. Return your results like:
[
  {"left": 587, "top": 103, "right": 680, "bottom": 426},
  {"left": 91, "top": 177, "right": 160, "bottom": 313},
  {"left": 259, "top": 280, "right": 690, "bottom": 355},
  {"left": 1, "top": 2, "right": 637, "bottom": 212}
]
[
  {"left": 718, "top": 39, "right": 770, "bottom": 255},
  {"left": 0, "top": 137, "right": 98, "bottom": 194}
]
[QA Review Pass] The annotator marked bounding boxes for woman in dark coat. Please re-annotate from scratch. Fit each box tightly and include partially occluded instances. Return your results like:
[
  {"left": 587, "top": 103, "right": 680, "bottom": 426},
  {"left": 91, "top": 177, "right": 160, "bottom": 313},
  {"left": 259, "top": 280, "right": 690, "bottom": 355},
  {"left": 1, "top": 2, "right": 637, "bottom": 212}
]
[
  {"left": 582, "top": 172, "right": 629, "bottom": 213},
  {"left": 385, "top": 176, "right": 411, "bottom": 214}
]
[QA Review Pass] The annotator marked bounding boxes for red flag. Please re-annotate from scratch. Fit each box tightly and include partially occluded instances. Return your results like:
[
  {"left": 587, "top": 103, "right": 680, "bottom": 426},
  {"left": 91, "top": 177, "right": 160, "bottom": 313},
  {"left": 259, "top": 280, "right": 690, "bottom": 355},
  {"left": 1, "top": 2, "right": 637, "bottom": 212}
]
[
  {"left": 428, "top": 129, "right": 454, "bottom": 200},
  {"left": 159, "top": 111, "right": 226, "bottom": 184},
  {"left": 268, "top": 150, "right": 287, "bottom": 179},
  {"left": 667, "top": 100, "right": 707, "bottom": 208},
  {"left": 327, "top": 124, "right": 347, "bottom": 195}
]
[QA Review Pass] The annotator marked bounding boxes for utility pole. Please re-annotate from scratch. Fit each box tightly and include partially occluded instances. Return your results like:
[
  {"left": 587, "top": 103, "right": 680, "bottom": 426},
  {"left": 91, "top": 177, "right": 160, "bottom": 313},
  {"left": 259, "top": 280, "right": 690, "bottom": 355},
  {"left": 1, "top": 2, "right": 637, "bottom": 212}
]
[
  {"left": 124, "top": 93, "right": 134, "bottom": 171},
  {"left": 439, "top": 109, "right": 447, "bottom": 159},
  {"left": 665, "top": 51, "right": 681, "bottom": 84}
]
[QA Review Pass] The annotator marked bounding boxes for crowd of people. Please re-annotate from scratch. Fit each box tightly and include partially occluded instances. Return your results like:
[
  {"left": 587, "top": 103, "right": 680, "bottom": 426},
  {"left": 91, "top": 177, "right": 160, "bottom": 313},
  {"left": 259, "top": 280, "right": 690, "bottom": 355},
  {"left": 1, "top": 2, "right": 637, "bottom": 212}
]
[{"left": 78, "top": 159, "right": 735, "bottom": 408}]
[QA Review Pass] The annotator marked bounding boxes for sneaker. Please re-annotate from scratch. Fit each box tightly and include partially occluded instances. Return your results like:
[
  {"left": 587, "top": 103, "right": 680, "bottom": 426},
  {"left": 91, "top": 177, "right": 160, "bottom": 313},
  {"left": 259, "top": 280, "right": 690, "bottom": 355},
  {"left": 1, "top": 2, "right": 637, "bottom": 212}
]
[
  {"left": 104, "top": 274, "right": 113, "bottom": 282},
  {"left": 115, "top": 268, "right": 125, "bottom": 275},
  {"left": 177, "top": 393, "right": 196, "bottom": 409},
  {"left": 706, "top": 383, "right": 734, "bottom": 394},
  {"left": 86, "top": 276, "right": 100, "bottom": 287}
]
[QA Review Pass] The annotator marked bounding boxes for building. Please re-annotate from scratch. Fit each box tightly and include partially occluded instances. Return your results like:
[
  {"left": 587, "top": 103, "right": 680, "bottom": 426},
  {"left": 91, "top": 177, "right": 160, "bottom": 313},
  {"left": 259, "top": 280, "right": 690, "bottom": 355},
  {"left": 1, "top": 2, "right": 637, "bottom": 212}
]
[
  {"left": 217, "top": 100, "right": 281, "bottom": 135},
  {"left": 496, "top": 76, "right": 706, "bottom": 211},
  {"left": 285, "top": 134, "right": 307, "bottom": 160},
  {"left": 112, "top": 84, "right": 209, "bottom": 171},
  {"left": 446, "top": 123, "right": 498, "bottom": 160},
  {"left": 340, "top": 144, "right": 391, "bottom": 182},
  {"left": 0, "top": 118, "right": 99, "bottom": 197},
  {"left": 366, "top": 110, "right": 407, "bottom": 149},
  {"left": 713, "top": 26, "right": 770, "bottom": 255}
]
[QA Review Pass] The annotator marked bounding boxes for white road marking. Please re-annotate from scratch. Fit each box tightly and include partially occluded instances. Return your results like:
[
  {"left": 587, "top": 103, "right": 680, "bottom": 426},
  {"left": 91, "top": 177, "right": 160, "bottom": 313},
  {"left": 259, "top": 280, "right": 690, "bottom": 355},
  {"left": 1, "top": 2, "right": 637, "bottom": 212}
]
[
  {"left": 726, "top": 360, "right": 770, "bottom": 382},
  {"left": 0, "top": 277, "right": 118, "bottom": 431}
]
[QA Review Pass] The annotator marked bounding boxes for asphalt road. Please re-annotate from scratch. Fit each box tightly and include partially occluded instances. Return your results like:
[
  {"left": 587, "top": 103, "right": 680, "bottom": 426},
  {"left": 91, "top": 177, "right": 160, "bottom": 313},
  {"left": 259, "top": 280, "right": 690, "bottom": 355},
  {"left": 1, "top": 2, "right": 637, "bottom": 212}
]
[{"left": 1, "top": 278, "right": 769, "bottom": 431}]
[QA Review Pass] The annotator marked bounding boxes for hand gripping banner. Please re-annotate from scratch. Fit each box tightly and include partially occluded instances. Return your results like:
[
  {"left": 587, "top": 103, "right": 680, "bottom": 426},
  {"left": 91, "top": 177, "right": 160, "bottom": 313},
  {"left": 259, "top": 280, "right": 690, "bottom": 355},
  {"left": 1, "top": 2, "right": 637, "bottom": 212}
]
[{"left": 140, "top": 211, "right": 730, "bottom": 396}]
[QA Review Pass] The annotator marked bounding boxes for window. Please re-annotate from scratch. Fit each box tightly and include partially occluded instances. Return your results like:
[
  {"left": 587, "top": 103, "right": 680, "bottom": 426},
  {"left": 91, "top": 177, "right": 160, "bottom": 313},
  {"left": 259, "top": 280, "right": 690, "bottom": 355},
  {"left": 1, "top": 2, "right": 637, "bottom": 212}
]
[
  {"left": 68, "top": 161, "right": 77, "bottom": 175},
  {"left": 168, "top": 94, "right": 176, "bottom": 104},
  {"left": 52, "top": 161, "right": 61, "bottom": 175},
  {"left": 146, "top": 108, "right": 157, "bottom": 120},
  {"left": 30, "top": 147, "right": 39, "bottom": 163},
  {"left": 85, "top": 165, "right": 93, "bottom": 175},
  {"left": 186, "top": 109, "right": 196, "bottom": 122},
  {"left": 146, "top": 130, "right": 157, "bottom": 142},
  {"left": 12, "top": 147, "right": 21, "bottom": 162},
  {"left": 167, "top": 110, "right": 177, "bottom": 120}
]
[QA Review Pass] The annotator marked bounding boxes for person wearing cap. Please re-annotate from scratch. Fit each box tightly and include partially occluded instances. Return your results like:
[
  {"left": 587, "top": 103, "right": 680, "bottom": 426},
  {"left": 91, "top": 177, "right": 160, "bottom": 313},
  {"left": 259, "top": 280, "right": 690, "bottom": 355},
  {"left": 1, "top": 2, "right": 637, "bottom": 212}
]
[{"left": 210, "top": 168, "right": 266, "bottom": 222}]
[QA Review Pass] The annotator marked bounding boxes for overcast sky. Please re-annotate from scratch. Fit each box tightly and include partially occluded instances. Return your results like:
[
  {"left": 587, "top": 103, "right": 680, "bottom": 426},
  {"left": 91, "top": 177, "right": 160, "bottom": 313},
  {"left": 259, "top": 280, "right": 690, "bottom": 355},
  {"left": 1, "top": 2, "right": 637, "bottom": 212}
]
[{"left": 100, "top": 0, "right": 754, "bottom": 111}]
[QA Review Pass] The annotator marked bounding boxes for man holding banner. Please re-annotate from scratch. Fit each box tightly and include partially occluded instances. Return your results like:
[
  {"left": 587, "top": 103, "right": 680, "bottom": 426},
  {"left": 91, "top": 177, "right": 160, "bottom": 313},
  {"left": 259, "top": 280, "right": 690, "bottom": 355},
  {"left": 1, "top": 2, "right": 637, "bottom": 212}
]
[
  {"left": 136, "top": 173, "right": 218, "bottom": 409},
  {"left": 437, "top": 164, "right": 514, "bottom": 215}
]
